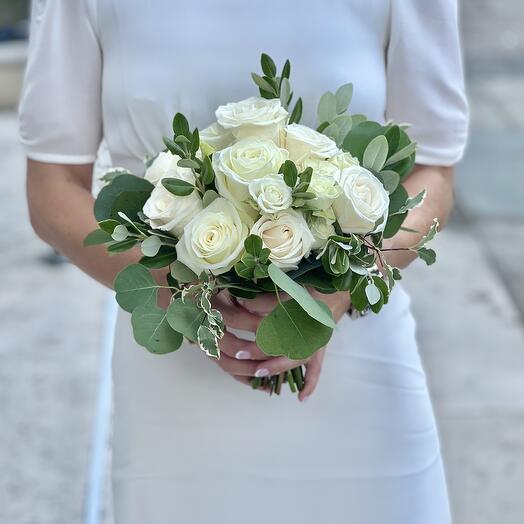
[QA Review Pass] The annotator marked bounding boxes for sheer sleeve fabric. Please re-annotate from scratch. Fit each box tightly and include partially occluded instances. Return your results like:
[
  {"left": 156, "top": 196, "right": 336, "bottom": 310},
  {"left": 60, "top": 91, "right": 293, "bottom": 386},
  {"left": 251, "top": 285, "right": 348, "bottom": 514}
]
[
  {"left": 385, "top": 0, "right": 469, "bottom": 166},
  {"left": 18, "top": 0, "right": 102, "bottom": 164}
]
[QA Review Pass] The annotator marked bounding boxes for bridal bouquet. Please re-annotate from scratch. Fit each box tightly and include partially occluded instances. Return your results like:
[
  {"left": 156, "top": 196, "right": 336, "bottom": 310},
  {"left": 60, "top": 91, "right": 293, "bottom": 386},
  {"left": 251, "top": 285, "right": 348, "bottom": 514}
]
[{"left": 86, "top": 54, "right": 438, "bottom": 394}]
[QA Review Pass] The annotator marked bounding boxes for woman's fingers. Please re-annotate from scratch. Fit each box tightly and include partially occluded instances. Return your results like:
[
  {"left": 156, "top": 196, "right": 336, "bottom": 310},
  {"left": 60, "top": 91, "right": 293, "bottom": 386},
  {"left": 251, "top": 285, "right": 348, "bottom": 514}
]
[
  {"left": 218, "top": 331, "right": 269, "bottom": 361},
  {"left": 298, "top": 350, "right": 326, "bottom": 402},
  {"left": 253, "top": 355, "right": 306, "bottom": 377},
  {"left": 212, "top": 352, "right": 261, "bottom": 377},
  {"left": 236, "top": 292, "right": 288, "bottom": 316},
  {"left": 212, "top": 291, "right": 262, "bottom": 332}
]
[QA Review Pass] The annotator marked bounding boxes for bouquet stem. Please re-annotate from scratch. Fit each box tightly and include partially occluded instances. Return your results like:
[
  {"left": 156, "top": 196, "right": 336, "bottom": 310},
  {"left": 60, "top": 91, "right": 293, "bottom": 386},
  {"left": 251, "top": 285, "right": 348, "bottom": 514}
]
[{"left": 251, "top": 365, "right": 305, "bottom": 396}]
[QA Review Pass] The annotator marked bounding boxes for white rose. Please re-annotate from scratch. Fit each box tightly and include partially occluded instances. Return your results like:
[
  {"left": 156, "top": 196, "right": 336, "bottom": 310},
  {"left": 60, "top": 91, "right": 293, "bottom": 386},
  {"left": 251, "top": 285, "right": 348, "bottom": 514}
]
[
  {"left": 213, "top": 138, "right": 288, "bottom": 218},
  {"left": 333, "top": 166, "right": 389, "bottom": 234},
  {"left": 199, "top": 122, "right": 234, "bottom": 152},
  {"left": 142, "top": 184, "right": 204, "bottom": 238},
  {"left": 304, "top": 157, "right": 341, "bottom": 180},
  {"left": 176, "top": 198, "right": 249, "bottom": 275},
  {"left": 308, "top": 215, "right": 336, "bottom": 250},
  {"left": 306, "top": 173, "right": 341, "bottom": 210},
  {"left": 251, "top": 210, "right": 315, "bottom": 271},
  {"left": 329, "top": 151, "right": 360, "bottom": 170},
  {"left": 248, "top": 175, "right": 292, "bottom": 214},
  {"left": 144, "top": 151, "right": 192, "bottom": 186},
  {"left": 215, "top": 96, "right": 288, "bottom": 143},
  {"left": 285, "top": 123, "right": 339, "bottom": 165}
]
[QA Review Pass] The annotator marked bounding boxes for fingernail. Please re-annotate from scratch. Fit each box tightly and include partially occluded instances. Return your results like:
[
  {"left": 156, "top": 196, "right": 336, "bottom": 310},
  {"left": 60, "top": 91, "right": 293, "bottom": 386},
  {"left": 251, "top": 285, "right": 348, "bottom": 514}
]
[
  {"left": 301, "top": 395, "right": 309, "bottom": 403},
  {"left": 235, "top": 350, "right": 251, "bottom": 360},
  {"left": 255, "top": 368, "right": 269, "bottom": 378},
  {"left": 236, "top": 298, "right": 246, "bottom": 306}
]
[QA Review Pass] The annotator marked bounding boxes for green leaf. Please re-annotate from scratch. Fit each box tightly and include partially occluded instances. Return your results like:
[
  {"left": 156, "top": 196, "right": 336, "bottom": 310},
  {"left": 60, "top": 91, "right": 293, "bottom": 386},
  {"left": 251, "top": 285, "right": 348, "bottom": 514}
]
[
  {"left": 317, "top": 91, "right": 337, "bottom": 124},
  {"left": 244, "top": 234, "right": 263, "bottom": 256},
  {"left": 98, "top": 219, "right": 120, "bottom": 234},
  {"left": 190, "top": 129, "right": 200, "bottom": 156},
  {"left": 235, "top": 261, "right": 254, "bottom": 279},
  {"left": 388, "top": 184, "right": 409, "bottom": 214},
  {"left": 94, "top": 174, "right": 154, "bottom": 222},
  {"left": 177, "top": 158, "right": 200, "bottom": 170},
  {"left": 289, "top": 98, "right": 303, "bottom": 125},
  {"left": 295, "top": 270, "right": 337, "bottom": 293},
  {"left": 172, "top": 113, "right": 190, "bottom": 137},
  {"left": 333, "top": 271, "right": 353, "bottom": 291},
  {"left": 365, "top": 282, "right": 381, "bottom": 305},
  {"left": 161, "top": 177, "right": 195, "bottom": 196},
  {"left": 260, "top": 53, "right": 277, "bottom": 77},
  {"left": 280, "top": 160, "right": 298, "bottom": 187},
  {"left": 362, "top": 135, "right": 389, "bottom": 171},
  {"left": 280, "top": 77, "right": 291, "bottom": 107},
  {"left": 349, "top": 276, "right": 368, "bottom": 311},
  {"left": 200, "top": 156, "right": 215, "bottom": 186},
  {"left": 251, "top": 73, "right": 277, "bottom": 96},
  {"left": 114, "top": 264, "right": 158, "bottom": 313},
  {"left": 99, "top": 168, "right": 132, "bottom": 183},
  {"left": 384, "top": 142, "right": 417, "bottom": 167},
  {"left": 415, "top": 247, "right": 437, "bottom": 265},
  {"left": 202, "top": 189, "right": 219, "bottom": 207},
  {"left": 139, "top": 246, "right": 178, "bottom": 268},
  {"left": 333, "top": 114, "right": 353, "bottom": 145},
  {"left": 197, "top": 324, "right": 220, "bottom": 358},
  {"left": 163, "top": 136, "right": 186, "bottom": 157},
  {"left": 413, "top": 220, "right": 439, "bottom": 250},
  {"left": 167, "top": 298, "right": 206, "bottom": 341},
  {"left": 170, "top": 260, "right": 198, "bottom": 283},
  {"left": 384, "top": 125, "right": 400, "bottom": 154},
  {"left": 393, "top": 189, "right": 426, "bottom": 215},
  {"left": 341, "top": 121, "right": 385, "bottom": 162},
  {"left": 335, "top": 83, "right": 353, "bottom": 114},
  {"left": 107, "top": 238, "right": 138, "bottom": 253},
  {"left": 281, "top": 59, "right": 291, "bottom": 80},
  {"left": 132, "top": 303, "right": 183, "bottom": 354},
  {"left": 256, "top": 299, "right": 333, "bottom": 359},
  {"left": 267, "top": 264, "right": 336, "bottom": 328},
  {"left": 111, "top": 224, "right": 129, "bottom": 242},
  {"left": 175, "top": 135, "right": 191, "bottom": 144},
  {"left": 253, "top": 264, "right": 269, "bottom": 280},
  {"left": 377, "top": 170, "right": 400, "bottom": 194},
  {"left": 141, "top": 235, "right": 162, "bottom": 257},
  {"left": 84, "top": 229, "right": 113, "bottom": 247}
]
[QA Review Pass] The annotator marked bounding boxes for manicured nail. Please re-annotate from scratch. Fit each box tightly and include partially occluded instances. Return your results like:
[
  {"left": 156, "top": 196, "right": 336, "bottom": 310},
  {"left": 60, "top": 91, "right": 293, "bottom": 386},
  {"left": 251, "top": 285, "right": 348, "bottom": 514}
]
[
  {"left": 255, "top": 368, "right": 269, "bottom": 378},
  {"left": 235, "top": 350, "right": 251, "bottom": 360},
  {"left": 236, "top": 298, "right": 246, "bottom": 307},
  {"left": 301, "top": 395, "right": 309, "bottom": 403}
]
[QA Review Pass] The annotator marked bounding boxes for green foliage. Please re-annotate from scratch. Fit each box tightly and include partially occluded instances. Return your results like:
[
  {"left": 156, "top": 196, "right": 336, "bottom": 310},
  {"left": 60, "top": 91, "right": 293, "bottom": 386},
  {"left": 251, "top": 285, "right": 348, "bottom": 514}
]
[
  {"left": 267, "top": 264, "right": 336, "bottom": 328},
  {"left": 288, "top": 98, "right": 303, "bottom": 124},
  {"left": 362, "top": 135, "right": 389, "bottom": 171},
  {"left": 161, "top": 177, "right": 194, "bottom": 197},
  {"left": 141, "top": 235, "right": 162, "bottom": 257},
  {"left": 131, "top": 303, "right": 183, "bottom": 354},
  {"left": 256, "top": 299, "right": 333, "bottom": 359},
  {"left": 94, "top": 174, "right": 154, "bottom": 222},
  {"left": 114, "top": 264, "right": 158, "bottom": 313},
  {"left": 279, "top": 160, "right": 298, "bottom": 188},
  {"left": 84, "top": 229, "right": 113, "bottom": 246},
  {"left": 170, "top": 260, "right": 198, "bottom": 283},
  {"left": 167, "top": 298, "right": 206, "bottom": 341},
  {"left": 139, "top": 246, "right": 178, "bottom": 268}
]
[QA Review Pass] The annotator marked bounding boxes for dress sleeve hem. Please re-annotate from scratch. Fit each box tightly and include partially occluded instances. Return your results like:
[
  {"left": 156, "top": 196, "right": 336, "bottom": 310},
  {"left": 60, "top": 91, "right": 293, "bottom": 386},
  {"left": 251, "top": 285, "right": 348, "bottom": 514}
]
[{"left": 23, "top": 149, "right": 97, "bottom": 165}]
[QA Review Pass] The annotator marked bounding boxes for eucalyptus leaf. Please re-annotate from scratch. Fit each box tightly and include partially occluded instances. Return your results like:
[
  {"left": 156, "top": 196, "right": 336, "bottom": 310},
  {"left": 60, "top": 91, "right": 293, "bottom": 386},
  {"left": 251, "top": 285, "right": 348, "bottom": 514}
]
[
  {"left": 170, "top": 260, "right": 198, "bottom": 283},
  {"left": 107, "top": 238, "right": 138, "bottom": 253},
  {"left": 114, "top": 264, "right": 158, "bottom": 313},
  {"left": 335, "top": 83, "right": 353, "bottom": 114},
  {"left": 256, "top": 299, "right": 333, "bottom": 359},
  {"left": 167, "top": 298, "right": 206, "bottom": 341},
  {"left": 362, "top": 135, "right": 389, "bottom": 171},
  {"left": 141, "top": 235, "right": 162, "bottom": 257},
  {"left": 139, "top": 246, "right": 177, "bottom": 268},
  {"left": 317, "top": 91, "right": 337, "bottom": 124},
  {"left": 84, "top": 229, "right": 113, "bottom": 247},
  {"left": 384, "top": 142, "right": 417, "bottom": 167},
  {"left": 132, "top": 303, "right": 183, "bottom": 354},
  {"left": 267, "top": 264, "right": 335, "bottom": 328},
  {"left": 202, "top": 189, "right": 219, "bottom": 207},
  {"left": 111, "top": 224, "right": 129, "bottom": 242},
  {"left": 377, "top": 170, "right": 400, "bottom": 194}
]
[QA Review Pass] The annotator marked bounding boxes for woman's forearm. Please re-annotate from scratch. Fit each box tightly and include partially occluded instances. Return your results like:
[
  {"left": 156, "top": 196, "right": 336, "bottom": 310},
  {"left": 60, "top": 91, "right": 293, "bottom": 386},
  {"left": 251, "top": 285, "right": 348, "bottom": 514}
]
[
  {"left": 26, "top": 159, "right": 141, "bottom": 288},
  {"left": 382, "top": 164, "right": 454, "bottom": 268}
]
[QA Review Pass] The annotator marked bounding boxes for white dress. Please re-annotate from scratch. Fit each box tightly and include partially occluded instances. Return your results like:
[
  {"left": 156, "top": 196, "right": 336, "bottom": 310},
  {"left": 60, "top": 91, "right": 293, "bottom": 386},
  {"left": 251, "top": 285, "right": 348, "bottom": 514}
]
[{"left": 19, "top": 1, "right": 468, "bottom": 523}]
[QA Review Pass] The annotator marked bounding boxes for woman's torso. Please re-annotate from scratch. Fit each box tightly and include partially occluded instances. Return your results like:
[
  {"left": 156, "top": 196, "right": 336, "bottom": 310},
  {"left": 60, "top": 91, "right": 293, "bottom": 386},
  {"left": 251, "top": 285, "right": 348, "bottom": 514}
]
[{"left": 88, "top": 0, "right": 391, "bottom": 173}]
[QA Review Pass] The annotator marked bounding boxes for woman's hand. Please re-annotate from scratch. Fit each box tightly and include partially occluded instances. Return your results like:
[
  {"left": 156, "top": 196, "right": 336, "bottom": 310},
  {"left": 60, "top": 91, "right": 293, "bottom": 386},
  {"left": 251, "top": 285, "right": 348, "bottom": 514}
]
[{"left": 238, "top": 290, "right": 350, "bottom": 401}]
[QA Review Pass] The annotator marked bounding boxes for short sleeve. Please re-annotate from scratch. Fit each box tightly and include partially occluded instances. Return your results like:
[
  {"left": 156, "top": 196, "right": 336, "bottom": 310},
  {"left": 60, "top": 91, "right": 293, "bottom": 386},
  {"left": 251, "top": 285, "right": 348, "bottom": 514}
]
[
  {"left": 18, "top": 0, "right": 102, "bottom": 164},
  {"left": 385, "top": 0, "right": 469, "bottom": 166}
]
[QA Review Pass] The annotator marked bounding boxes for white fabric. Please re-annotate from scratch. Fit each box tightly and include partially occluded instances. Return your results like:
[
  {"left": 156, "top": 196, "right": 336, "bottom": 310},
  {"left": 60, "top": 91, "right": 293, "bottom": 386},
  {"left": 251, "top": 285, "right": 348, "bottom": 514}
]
[{"left": 19, "top": 1, "right": 469, "bottom": 522}]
